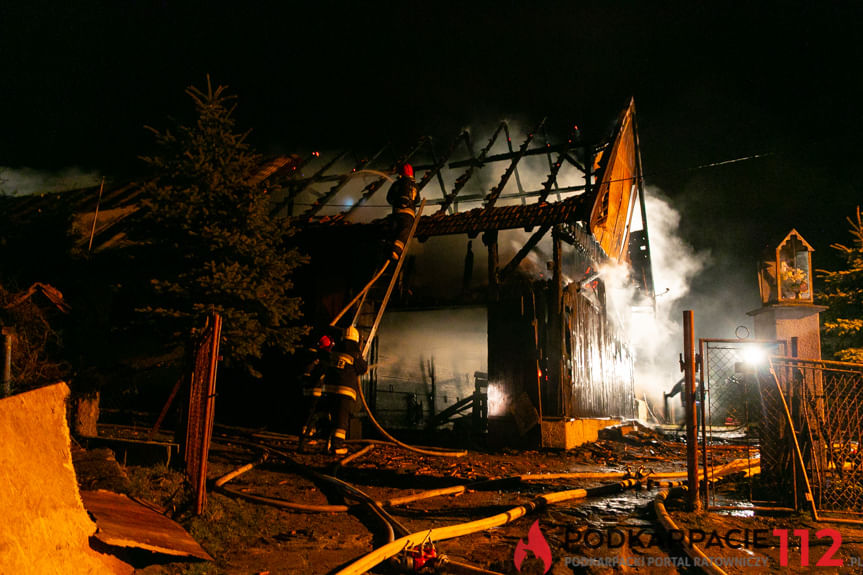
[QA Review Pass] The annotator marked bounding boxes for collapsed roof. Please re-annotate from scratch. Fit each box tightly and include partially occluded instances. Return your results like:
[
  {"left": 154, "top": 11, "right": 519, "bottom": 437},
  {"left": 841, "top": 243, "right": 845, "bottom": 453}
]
[{"left": 2, "top": 99, "right": 649, "bottom": 284}]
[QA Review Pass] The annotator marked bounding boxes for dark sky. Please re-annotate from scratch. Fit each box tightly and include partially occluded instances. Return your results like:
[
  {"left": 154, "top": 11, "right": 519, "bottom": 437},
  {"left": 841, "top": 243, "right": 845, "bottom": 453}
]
[{"left": 2, "top": 2, "right": 861, "bottom": 330}]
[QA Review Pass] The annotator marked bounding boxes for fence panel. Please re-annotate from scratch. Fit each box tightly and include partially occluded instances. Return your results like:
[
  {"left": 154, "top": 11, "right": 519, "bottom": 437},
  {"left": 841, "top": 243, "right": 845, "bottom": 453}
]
[{"left": 772, "top": 357, "right": 863, "bottom": 517}]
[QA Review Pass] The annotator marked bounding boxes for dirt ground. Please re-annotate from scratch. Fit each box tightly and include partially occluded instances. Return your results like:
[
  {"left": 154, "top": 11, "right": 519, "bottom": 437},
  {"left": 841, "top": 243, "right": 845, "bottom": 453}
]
[{"left": 73, "top": 423, "right": 863, "bottom": 575}]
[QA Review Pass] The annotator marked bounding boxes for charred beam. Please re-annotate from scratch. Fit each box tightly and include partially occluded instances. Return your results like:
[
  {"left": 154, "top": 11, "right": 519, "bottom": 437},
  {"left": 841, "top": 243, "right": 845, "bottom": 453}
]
[
  {"left": 428, "top": 141, "right": 586, "bottom": 172},
  {"left": 272, "top": 151, "right": 347, "bottom": 216},
  {"left": 483, "top": 230, "right": 499, "bottom": 302},
  {"left": 431, "top": 184, "right": 586, "bottom": 205},
  {"left": 302, "top": 147, "right": 387, "bottom": 217},
  {"left": 416, "top": 193, "right": 592, "bottom": 238},
  {"left": 538, "top": 126, "right": 580, "bottom": 204},
  {"left": 497, "top": 223, "right": 552, "bottom": 284},
  {"left": 549, "top": 226, "right": 564, "bottom": 416},
  {"left": 558, "top": 222, "right": 609, "bottom": 267},
  {"left": 436, "top": 123, "right": 506, "bottom": 215},
  {"left": 484, "top": 118, "right": 546, "bottom": 209},
  {"left": 417, "top": 131, "right": 468, "bottom": 196},
  {"left": 339, "top": 176, "right": 388, "bottom": 219},
  {"left": 502, "top": 123, "right": 528, "bottom": 205}
]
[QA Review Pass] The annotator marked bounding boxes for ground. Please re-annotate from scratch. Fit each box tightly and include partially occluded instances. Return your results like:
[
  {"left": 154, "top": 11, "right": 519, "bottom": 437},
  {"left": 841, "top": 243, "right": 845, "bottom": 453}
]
[{"left": 73, "top": 423, "right": 863, "bottom": 575}]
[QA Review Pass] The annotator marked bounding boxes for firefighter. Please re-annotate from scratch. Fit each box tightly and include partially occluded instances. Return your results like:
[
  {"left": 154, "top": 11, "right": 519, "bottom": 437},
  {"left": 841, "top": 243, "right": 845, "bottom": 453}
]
[
  {"left": 322, "top": 325, "right": 367, "bottom": 455},
  {"left": 298, "top": 331, "right": 336, "bottom": 448},
  {"left": 386, "top": 163, "right": 419, "bottom": 261}
]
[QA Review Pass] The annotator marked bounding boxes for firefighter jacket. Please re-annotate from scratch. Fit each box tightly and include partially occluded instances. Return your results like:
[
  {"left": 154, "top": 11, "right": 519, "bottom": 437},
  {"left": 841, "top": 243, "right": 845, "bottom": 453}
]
[
  {"left": 386, "top": 175, "right": 419, "bottom": 260},
  {"left": 300, "top": 344, "right": 330, "bottom": 398},
  {"left": 323, "top": 338, "right": 367, "bottom": 401}
]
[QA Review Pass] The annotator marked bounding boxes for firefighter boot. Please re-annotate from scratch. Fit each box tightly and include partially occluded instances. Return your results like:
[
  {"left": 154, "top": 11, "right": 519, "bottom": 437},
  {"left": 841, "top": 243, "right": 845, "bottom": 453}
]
[{"left": 329, "top": 427, "right": 348, "bottom": 456}]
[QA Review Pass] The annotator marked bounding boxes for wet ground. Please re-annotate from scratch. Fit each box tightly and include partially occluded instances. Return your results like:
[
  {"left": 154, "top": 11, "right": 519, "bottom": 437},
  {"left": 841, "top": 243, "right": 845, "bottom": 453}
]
[{"left": 74, "top": 423, "right": 863, "bottom": 574}]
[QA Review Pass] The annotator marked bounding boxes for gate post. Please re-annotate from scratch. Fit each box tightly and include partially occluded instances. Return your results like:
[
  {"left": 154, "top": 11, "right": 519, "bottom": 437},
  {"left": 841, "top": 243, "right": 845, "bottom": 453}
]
[{"left": 682, "top": 311, "right": 701, "bottom": 510}]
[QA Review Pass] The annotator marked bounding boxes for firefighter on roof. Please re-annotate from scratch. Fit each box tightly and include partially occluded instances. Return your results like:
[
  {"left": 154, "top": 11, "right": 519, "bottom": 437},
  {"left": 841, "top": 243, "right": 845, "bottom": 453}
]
[
  {"left": 322, "top": 325, "right": 367, "bottom": 455},
  {"left": 386, "top": 163, "right": 419, "bottom": 261}
]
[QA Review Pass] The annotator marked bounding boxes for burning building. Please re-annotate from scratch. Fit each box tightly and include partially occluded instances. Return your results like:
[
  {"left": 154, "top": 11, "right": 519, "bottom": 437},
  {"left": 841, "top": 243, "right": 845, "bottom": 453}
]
[
  {"left": 289, "top": 99, "right": 654, "bottom": 444},
  {"left": 0, "top": 100, "right": 654, "bottom": 446}
]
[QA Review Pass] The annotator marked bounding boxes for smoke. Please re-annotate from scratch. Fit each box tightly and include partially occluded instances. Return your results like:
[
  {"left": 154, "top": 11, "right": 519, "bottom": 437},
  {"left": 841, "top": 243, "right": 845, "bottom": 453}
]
[
  {"left": 375, "top": 307, "right": 488, "bottom": 427},
  {"left": 602, "top": 187, "right": 710, "bottom": 416},
  {"left": 0, "top": 167, "right": 100, "bottom": 195}
]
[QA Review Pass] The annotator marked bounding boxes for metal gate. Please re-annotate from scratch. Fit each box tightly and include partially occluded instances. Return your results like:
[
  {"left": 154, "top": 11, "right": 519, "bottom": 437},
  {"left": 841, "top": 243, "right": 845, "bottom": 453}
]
[
  {"left": 771, "top": 357, "right": 863, "bottom": 518},
  {"left": 700, "top": 339, "right": 786, "bottom": 428},
  {"left": 698, "top": 338, "right": 787, "bottom": 510}
]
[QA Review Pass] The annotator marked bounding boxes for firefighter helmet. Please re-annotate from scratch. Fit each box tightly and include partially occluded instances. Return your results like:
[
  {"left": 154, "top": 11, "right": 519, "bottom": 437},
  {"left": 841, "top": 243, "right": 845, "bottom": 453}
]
[
  {"left": 316, "top": 334, "right": 334, "bottom": 351},
  {"left": 345, "top": 325, "right": 360, "bottom": 343},
  {"left": 399, "top": 163, "right": 414, "bottom": 179}
]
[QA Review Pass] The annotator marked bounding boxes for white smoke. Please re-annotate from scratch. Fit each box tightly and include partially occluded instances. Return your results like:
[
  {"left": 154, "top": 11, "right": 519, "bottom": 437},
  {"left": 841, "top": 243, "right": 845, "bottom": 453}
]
[
  {"left": 0, "top": 167, "right": 100, "bottom": 195},
  {"left": 603, "top": 187, "right": 710, "bottom": 418}
]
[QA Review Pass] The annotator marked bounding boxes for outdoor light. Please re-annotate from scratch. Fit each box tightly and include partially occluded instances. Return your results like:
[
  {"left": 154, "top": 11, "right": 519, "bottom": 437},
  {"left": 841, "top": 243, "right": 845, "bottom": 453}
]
[{"left": 742, "top": 345, "right": 768, "bottom": 367}]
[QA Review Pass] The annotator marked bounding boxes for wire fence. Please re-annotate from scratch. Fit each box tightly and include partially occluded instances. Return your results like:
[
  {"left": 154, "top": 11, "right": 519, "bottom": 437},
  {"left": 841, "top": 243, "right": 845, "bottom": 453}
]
[
  {"left": 697, "top": 339, "right": 863, "bottom": 518},
  {"left": 701, "top": 339, "right": 785, "bottom": 428},
  {"left": 699, "top": 339, "right": 787, "bottom": 510},
  {"left": 771, "top": 357, "right": 863, "bottom": 517}
]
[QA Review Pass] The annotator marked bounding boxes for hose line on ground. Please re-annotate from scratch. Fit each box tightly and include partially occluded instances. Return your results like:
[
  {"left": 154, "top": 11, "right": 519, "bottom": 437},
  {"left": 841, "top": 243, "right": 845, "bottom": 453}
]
[
  {"left": 333, "top": 479, "right": 642, "bottom": 575},
  {"left": 332, "top": 458, "right": 762, "bottom": 575},
  {"left": 654, "top": 487, "right": 728, "bottom": 575},
  {"left": 212, "top": 437, "right": 405, "bottom": 540},
  {"left": 355, "top": 383, "right": 468, "bottom": 458}
]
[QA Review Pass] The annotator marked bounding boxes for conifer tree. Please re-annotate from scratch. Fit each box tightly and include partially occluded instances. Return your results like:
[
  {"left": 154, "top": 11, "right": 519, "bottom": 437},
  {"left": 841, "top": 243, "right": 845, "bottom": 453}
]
[
  {"left": 818, "top": 206, "right": 863, "bottom": 363},
  {"left": 138, "top": 77, "right": 306, "bottom": 376}
]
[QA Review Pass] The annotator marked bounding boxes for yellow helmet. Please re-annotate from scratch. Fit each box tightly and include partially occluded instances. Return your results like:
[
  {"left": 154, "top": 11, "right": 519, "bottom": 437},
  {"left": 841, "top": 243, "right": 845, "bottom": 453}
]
[{"left": 345, "top": 326, "right": 360, "bottom": 343}]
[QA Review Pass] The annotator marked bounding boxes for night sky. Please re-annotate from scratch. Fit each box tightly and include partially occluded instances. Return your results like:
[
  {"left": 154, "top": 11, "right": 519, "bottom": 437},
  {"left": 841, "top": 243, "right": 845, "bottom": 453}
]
[{"left": 2, "top": 2, "right": 861, "bottom": 335}]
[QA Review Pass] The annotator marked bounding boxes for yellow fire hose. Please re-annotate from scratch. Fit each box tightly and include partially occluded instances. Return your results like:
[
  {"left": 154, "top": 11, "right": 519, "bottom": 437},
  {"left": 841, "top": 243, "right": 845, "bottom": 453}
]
[
  {"left": 334, "top": 459, "right": 762, "bottom": 575},
  {"left": 355, "top": 383, "right": 468, "bottom": 458},
  {"left": 654, "top": 487, "right": 728, "bottom": 575},
  {"left": 211, "top": 439, "right": 761, "bottom": 574},
  {"left": 215, "top": 447, "right": 760, "bottom": 514},
  {"left": 334, "top": 479, "right": 640, "bottom": 575}
]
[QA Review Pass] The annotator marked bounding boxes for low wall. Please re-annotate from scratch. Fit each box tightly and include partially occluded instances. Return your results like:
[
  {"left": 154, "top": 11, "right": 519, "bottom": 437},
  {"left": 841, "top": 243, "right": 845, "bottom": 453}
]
[{"left": 0, "top": 383, "right": 128, "bottom": 574}]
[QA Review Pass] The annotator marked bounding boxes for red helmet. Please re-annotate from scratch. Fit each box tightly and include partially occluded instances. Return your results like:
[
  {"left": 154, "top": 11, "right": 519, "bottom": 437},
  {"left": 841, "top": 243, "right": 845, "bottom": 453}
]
[
  {"left": 316, "top": 334, "right": 334, "bottom": 351},
  {"left": 399, "top": 163, "right": 414, "bottom": 178}
]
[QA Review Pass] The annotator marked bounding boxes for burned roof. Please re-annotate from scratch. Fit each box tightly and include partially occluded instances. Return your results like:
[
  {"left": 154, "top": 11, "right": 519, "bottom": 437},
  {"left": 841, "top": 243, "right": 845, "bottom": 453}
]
[
  {"left": 3, "top": 102, "right": 642, "bottom": 257},
  {"left": 415, "top": 195, "right": 593, "bottom": 239}
]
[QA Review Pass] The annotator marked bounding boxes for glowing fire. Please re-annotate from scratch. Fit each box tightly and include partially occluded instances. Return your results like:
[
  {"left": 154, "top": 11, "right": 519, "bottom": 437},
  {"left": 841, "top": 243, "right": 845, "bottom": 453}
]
[{"left": 487, "top": 382, "right": 510, "bottom": 416}]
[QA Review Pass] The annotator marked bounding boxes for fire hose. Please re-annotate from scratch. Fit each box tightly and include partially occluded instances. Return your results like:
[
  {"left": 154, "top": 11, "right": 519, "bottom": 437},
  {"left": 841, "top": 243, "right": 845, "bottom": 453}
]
[
  {"left": 328, "top": 198, "right": 466, "bottom": 459},
  {"left": 654, "top": 487, "right": 728, "bottom": 575},
  {"left": 215, "top": 440, "right": 758, "bottom": 515},
  {"left": 333, "top": 478, "right": 643, "bottom": 575},
  {"left": 333, "top": 459, "right": 761, "bottom": 575},
  {"left": 212, "top": 434, "right": 760, "bottom": 573},
  {"left": 329, "top": 261, "right": 391, "bottom": 327}
]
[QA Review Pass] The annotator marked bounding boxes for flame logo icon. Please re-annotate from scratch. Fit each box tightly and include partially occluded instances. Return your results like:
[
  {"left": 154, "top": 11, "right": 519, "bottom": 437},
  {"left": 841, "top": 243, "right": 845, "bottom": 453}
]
[{"left": 514, "top": 520, "right": 552, "bottom": 573}]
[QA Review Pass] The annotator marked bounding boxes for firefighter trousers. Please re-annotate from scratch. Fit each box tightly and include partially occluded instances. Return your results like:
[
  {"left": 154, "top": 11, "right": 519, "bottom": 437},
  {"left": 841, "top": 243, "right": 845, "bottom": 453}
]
[{"left": 322, "top": 374, "right": 358, "bottom": 445}]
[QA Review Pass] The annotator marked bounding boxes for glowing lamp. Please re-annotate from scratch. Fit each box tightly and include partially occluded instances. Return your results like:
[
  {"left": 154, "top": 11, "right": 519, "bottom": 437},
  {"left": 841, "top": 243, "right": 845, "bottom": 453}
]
[
  {"left": 742, "top": 345, "right": 767, "bottom": 366},
  {"left": 758, "top": 229, "right": 814, "bottom": 305}
]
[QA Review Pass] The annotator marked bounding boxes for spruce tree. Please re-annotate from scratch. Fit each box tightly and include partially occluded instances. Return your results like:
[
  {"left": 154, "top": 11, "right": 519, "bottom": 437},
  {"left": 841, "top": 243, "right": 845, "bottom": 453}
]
[
  {"left": 138, "top": 77, "right": 306, "bottom": 376},
  {"left": 818, "top": 206, "right": 863, "bottom": 363}
]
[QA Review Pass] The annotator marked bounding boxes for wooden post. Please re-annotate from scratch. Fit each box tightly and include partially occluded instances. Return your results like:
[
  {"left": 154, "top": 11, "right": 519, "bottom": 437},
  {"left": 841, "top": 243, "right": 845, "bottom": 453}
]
[
  {"left": 682, "top": 310, "right": 701, "bottom": 510},
  {"left": 699, "top": 337, "right": 709, "bottom": 508},
  {"left": 549, "top": 227, "right": 563, "bottom": 416},
  {"left": 483, "top": 230, "right": 499, "bottom": 303}
]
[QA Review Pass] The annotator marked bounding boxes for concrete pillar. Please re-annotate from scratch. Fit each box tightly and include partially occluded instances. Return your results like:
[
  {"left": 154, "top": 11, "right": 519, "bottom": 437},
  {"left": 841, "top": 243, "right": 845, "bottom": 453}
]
[{"left": 747, "top": 304, "right": 826, "bottom": 361}]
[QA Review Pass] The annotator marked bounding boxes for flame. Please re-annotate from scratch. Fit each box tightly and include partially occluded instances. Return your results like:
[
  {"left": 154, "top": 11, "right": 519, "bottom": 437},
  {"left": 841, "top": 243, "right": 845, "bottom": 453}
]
[
  {"left": 514, "top": 520, "right": 552, "bottom": 573},
  {"left": 487, "top": 382, "right": 510, "bottom": 417}
]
